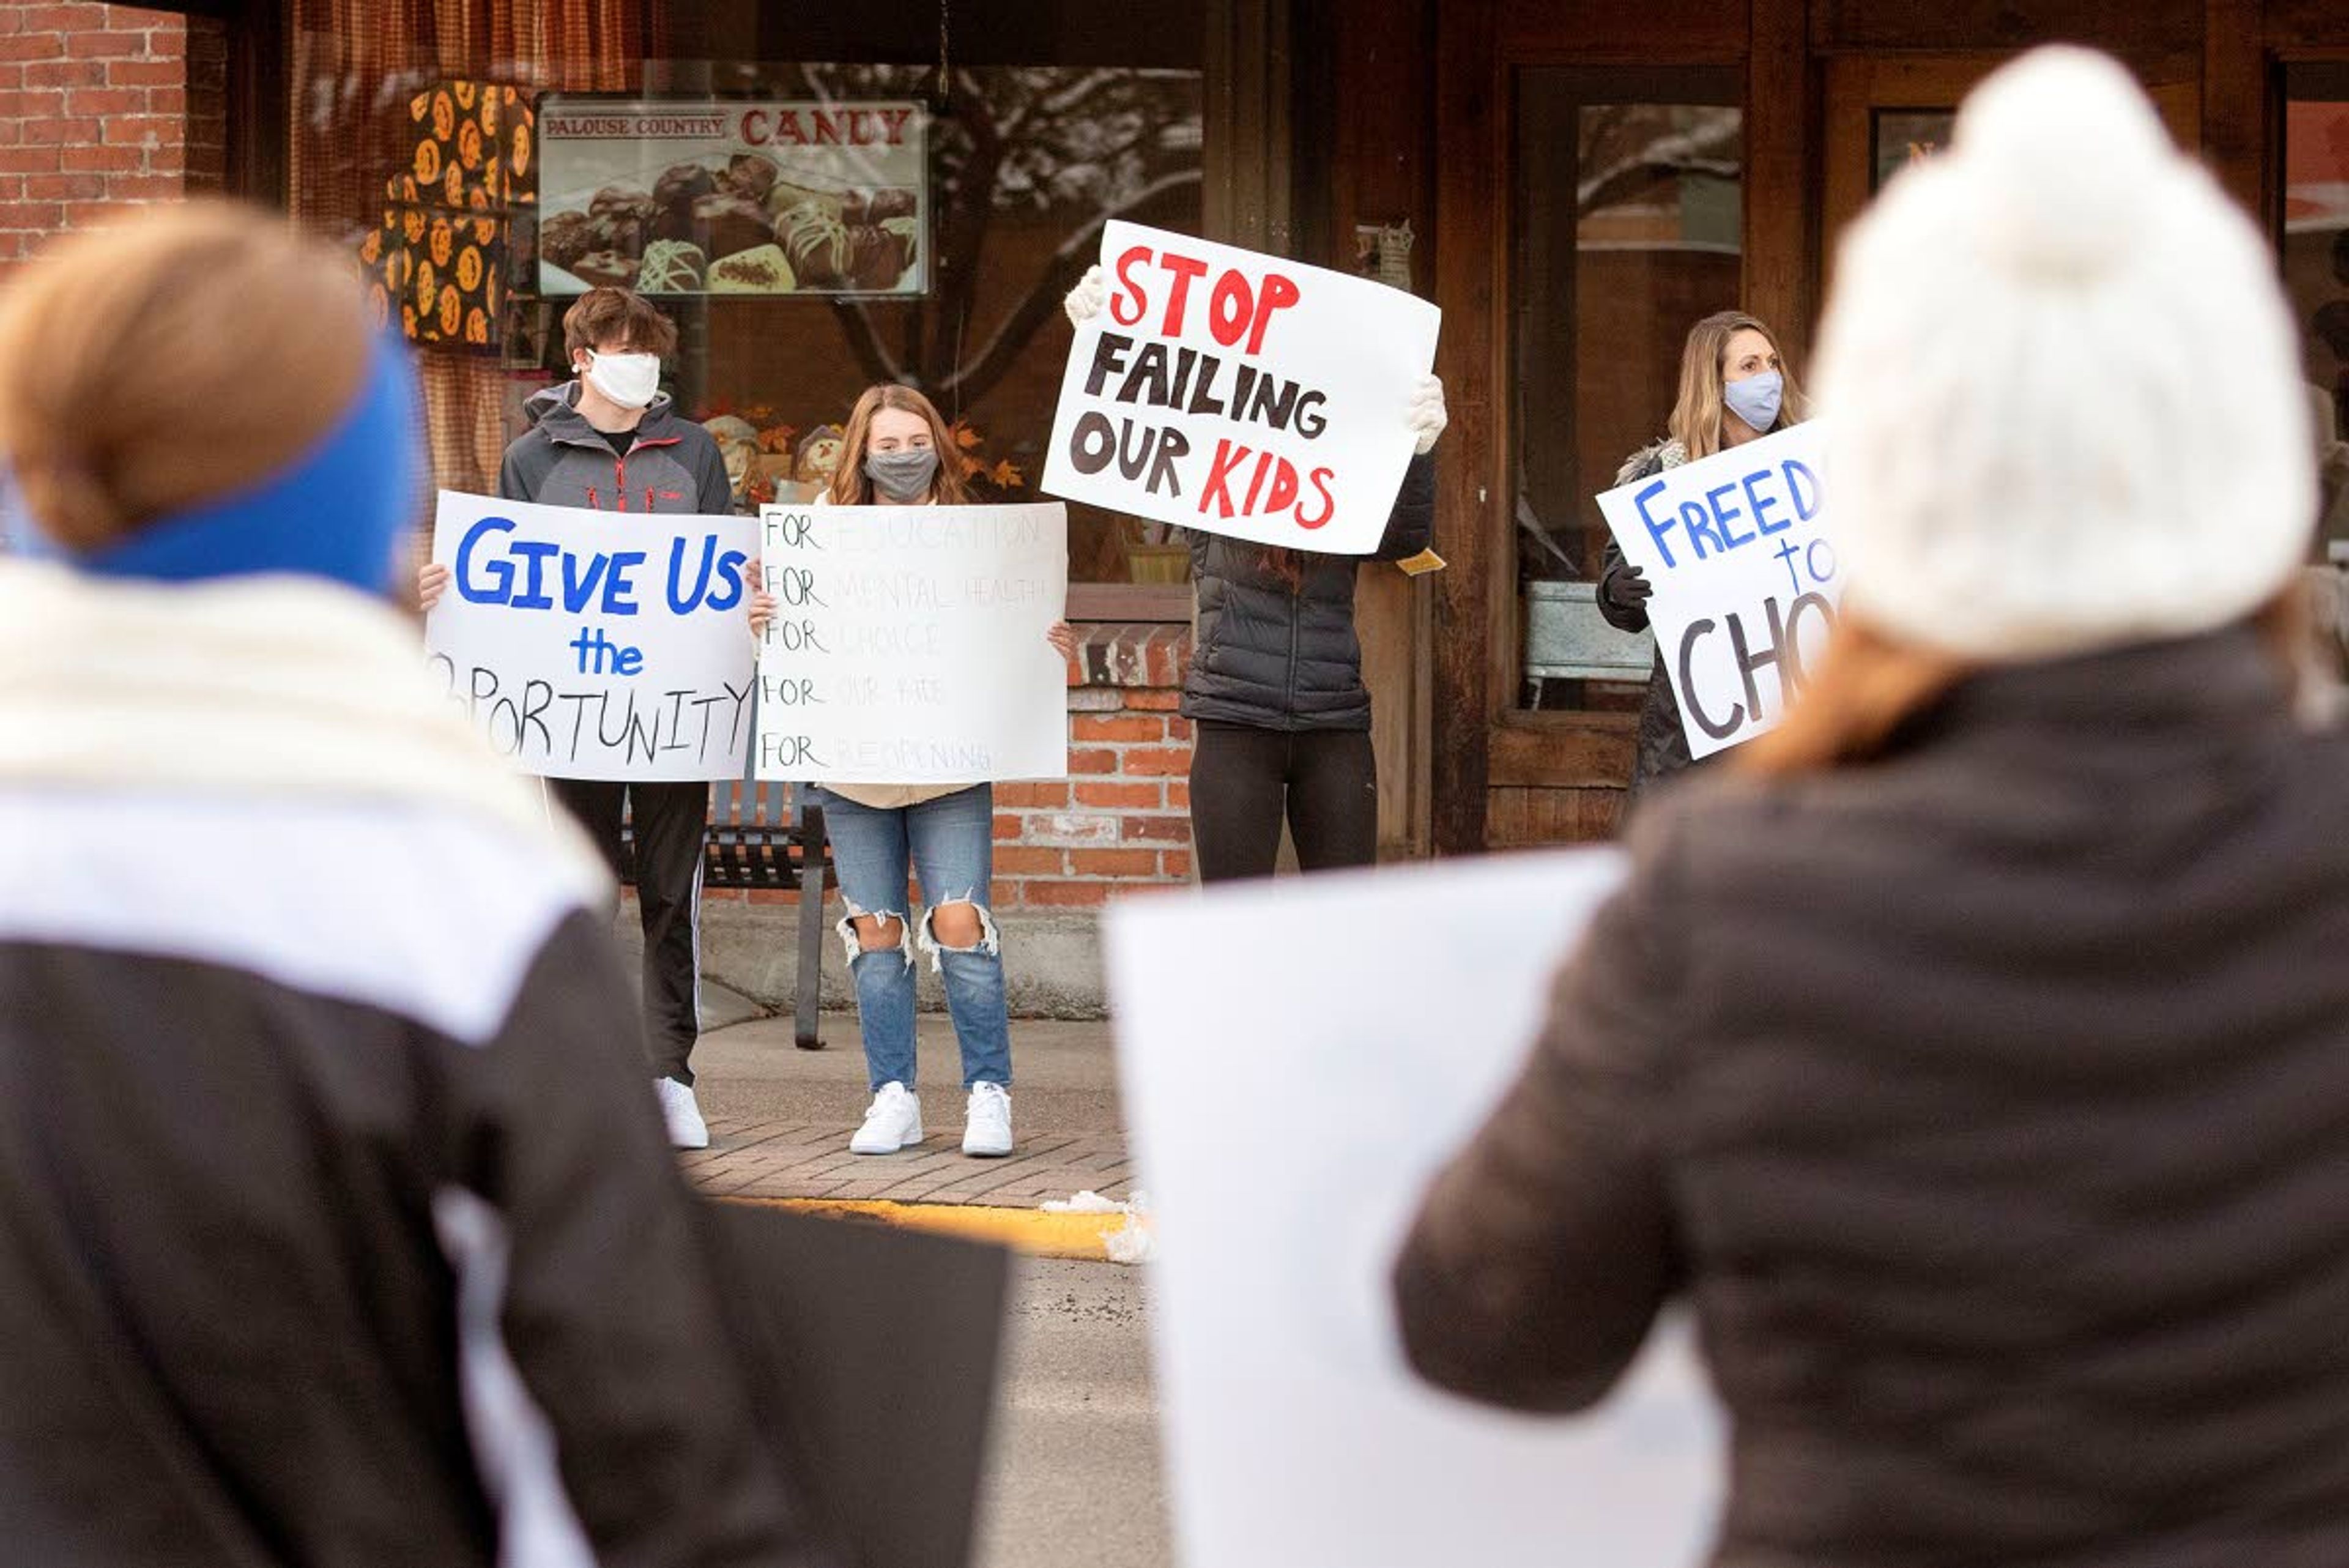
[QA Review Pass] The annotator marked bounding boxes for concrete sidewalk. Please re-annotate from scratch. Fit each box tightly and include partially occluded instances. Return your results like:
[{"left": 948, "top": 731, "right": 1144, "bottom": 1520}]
[{"left": 680, "top": 1009, "right": 1140, "bottom": 1248}]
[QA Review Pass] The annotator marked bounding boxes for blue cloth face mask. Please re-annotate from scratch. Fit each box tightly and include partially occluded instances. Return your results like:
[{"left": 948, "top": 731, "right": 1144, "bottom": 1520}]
[
  {"left": 7, "top": 332, "right": 422, "bottom": 596},
  {"left": 1723, "top": 369, "right": 1784, "bottom": 436}
]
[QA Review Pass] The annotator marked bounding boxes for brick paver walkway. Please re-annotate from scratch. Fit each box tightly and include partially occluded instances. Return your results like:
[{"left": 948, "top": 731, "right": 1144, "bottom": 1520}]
[{"left": 680, "top": 1115, "right": 1136, "bottom": 1208}]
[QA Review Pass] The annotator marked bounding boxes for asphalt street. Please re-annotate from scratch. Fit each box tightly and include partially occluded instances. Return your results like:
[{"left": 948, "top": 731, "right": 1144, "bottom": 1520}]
[{"left": 975, "top": 1258, "right": 1171, "bottom": 1568}]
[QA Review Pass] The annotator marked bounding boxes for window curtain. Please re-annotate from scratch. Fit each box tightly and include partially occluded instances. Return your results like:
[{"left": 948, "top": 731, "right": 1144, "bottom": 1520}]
[{"left": 291, "top": 0, "right": 661, "bottom": 497}]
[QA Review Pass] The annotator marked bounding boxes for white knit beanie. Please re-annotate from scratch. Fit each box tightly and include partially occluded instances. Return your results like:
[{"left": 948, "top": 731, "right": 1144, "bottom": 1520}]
[{"left": 1817, "top": 46, "right": 2314, "bottom": 661}]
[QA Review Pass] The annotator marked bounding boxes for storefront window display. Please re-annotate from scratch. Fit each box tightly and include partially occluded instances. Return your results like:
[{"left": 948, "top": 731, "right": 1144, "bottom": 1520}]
[{"left": 292, "top": 3, "right": 1206, "bottom": 615}]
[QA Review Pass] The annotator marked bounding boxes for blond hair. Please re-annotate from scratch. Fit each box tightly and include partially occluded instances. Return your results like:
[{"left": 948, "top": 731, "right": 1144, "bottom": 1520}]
[
  {"left": 826, "top": 382, "right": 971, "bottom": 506},
  {"left": 0, "top": 201, "right": 371, "bottom": 552},
  {"left": 1667, "top": 310, "right": 1809, "bottom": 461}
]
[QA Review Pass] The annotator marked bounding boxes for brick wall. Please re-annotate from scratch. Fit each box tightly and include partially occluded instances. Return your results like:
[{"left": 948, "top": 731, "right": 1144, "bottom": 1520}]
[
  {"left": 0, "top": 2, "right": 213, "bottom": 278},
  {"left": 716, "top": 623, "right": 1199, "bottom": 920},
  {"left": 994, "top": 624, "right": 1195, "bottom": 908}
]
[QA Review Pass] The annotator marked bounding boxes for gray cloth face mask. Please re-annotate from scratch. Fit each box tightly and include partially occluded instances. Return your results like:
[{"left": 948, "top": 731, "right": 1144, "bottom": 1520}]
[{"left": 864, "top": 448, "right": 940, "bottom": 502}]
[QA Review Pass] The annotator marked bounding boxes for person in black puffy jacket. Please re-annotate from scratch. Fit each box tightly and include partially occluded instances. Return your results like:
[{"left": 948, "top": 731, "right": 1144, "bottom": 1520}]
[
  {"left": 1064, "top": 265, "right": 1445, "bottom": 880},
  {"left": 1597, "top": 309, "right": 1808, "bottom": 801}
]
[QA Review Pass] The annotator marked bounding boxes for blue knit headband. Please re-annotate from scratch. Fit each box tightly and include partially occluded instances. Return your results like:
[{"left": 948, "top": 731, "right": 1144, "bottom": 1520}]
[{"left": 4, "top": 332, "right": 423, "bottom": 596}]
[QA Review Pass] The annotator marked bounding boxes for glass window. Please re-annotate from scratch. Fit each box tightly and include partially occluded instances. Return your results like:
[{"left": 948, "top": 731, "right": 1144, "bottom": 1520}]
[
  {"left": 1512, "top": 69, "right": 1742, "bottom": 713},
  {"left": 289, "top": 2, "right": 1206, "bottom": 617},
  {"left": 2284, "top": 65, "right": 2349, "bottom": 562}
]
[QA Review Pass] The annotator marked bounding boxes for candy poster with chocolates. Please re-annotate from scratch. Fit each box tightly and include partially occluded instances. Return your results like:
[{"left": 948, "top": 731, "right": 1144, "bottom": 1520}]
[{"left": 535, "top": 98, "right": 926, "bottom": 297}]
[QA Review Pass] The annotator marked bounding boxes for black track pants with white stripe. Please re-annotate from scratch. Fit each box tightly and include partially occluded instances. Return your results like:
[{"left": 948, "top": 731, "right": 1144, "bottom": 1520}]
[{"left": 549, "top": 778, "right": 708, "bottom": 1084}]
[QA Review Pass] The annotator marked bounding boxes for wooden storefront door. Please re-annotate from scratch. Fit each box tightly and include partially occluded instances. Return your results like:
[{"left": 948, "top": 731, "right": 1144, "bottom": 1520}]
[
  {"left": 1428, "top": 0, "right": 1805, "bottom": 852},
  {"left": 1428, "top": 1, "right": 2208, "bottom": 855}
]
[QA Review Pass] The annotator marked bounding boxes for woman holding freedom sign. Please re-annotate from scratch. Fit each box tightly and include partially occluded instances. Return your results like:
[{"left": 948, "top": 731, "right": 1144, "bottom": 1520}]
[
  {"left": 1599, "top": 310, "right": 1811, "bottom": 800},
  {"left": 747, "top": 384, "right": 1075, "bottom": 1160},
  {"left": 1061, "top": 266, "right": 1448, "bottom": 883}
]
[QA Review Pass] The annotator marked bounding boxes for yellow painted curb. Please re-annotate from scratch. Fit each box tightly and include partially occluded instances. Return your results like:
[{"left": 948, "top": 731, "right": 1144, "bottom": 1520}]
[{"left": 723, "top": 1197, "right": 1134, "bottom": 1261}]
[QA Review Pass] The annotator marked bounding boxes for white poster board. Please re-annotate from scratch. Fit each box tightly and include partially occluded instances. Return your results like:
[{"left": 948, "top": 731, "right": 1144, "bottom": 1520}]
[
  {"left": 535, "top": 98, "right": 926, "bottom": 297},
  {"left": 425, "top": 490, "right": 759, "bottom": 781},
  {"left": 1595, "top": 422, "right": 1838, "bottom": 759},
  {"left": 1041, "top": 220, "right": 1439, "bottom": 555},
  {"left": 754, "top": 502, "right": 1069, "bottom": 784},
  {"left": 1104, "top": 852, "right": 1724, "bottom": 1568}
]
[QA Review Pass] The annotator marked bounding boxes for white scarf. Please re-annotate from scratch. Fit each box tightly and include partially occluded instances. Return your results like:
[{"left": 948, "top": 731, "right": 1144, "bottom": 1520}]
[{"left": 0, "top": 560, "right": 608, "bottom": 895}]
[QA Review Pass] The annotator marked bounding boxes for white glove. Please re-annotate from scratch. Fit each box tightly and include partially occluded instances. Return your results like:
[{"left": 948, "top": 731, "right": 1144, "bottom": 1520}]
[
  {"left": 1063, "top": 263, "right": 1108, "bottom": 329},
  {"left": 1407, "top": 373, "right": 1447, "bottom": 456}
]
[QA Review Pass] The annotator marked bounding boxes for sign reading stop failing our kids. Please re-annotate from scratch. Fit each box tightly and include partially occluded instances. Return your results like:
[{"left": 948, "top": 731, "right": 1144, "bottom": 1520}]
[
  {"left": 1042, "top": 220, "right": 1441, "bottom": 555},
  {"left": 535, "top": 98, "right": 926, "bottom": 297},
  {"left": 1595, "top": 422, "right": 1839, "bottom": 759},
  {"left": 753, "top": 502, "right": 1070, "bottom": 784},
  {"left": 425, "top": 491, "right": 760, "bottom": 781}
]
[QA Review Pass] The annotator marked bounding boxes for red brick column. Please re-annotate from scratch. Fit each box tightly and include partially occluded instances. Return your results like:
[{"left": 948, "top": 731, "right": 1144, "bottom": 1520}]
[
  {"left": 994, "top": 623, "right": 1195, "bottom": 908},
  {"left": 0, "top": 3, "right": 196, "bottom": 277}
]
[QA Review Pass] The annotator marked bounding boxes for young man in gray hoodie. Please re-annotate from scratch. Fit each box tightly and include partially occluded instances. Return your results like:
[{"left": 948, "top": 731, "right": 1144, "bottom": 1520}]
[{"left": 426, "top": 288, "right": 734, "bottom": 1149}]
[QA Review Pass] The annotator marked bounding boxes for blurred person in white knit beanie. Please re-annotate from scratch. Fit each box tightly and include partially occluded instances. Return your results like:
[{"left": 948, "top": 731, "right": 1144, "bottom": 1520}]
[
  {"left": 1816, "top": 45, "right": 2314, "bottom": 664},
  {"left": 1397, "top": 48, "right": 2349, "bottom": 1568}
]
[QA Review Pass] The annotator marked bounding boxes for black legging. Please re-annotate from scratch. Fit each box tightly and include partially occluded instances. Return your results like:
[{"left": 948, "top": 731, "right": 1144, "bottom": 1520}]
[{"left": 1189, "top": 721, "right": 1378, "bottom": 883}]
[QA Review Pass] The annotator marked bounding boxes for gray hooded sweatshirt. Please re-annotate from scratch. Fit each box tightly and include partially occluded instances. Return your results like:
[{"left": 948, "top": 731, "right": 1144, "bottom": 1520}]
[{"left": 497, "top": 382, "right": 734, "bottom": 518}]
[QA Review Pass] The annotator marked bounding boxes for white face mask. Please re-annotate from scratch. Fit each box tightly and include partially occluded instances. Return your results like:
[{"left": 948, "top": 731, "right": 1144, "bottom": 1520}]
[{"left": 581, "top": 349, "right": 661, "bottom": 410}]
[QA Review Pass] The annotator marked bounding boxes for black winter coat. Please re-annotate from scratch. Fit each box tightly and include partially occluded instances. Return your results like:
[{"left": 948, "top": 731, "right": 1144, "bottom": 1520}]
[
  {"left": 1181, "top": 453, "right": 1435, "bottom": 731},
  {"left": 1395, "top": 626, "right": 2349, "bottom": 1568},
  {"left": 1597, "top": 445, "right": 1702, "bottom": 797}
]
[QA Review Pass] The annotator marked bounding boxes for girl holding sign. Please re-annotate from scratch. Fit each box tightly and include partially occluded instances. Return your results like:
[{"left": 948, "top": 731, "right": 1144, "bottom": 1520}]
[
  {"left": 769, "top": 384, "right": 1075, "bottom": 1160},
  {"left": 1597, "top": 310, "right": 1810, "bottom": 799},
  {"left": 1059, "top": 267, "right": 1448, "bottom": 883}
]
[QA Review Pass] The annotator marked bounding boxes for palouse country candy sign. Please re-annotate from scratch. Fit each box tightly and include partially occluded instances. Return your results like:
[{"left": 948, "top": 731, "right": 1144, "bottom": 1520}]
[
  {"left": 1042, "top": 220, "right": 1441, "bottom": 555},
  {"left": 535, "top": 98, "right": 926, "bottom": 297}
]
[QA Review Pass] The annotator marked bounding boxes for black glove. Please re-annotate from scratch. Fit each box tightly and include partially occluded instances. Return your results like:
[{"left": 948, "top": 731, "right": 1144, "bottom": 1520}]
[{"left": 1602, "top": 561, "right": 1653, "bottom": 613}]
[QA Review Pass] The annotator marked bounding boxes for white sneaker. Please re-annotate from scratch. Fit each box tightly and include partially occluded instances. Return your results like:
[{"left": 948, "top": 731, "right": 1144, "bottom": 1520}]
[
  {"left": 962, "top": 1082, "right": 1013, "bottom": 1158},
  {"left": 850, "top": 1082, "right": 924, "bottom": 1154},
  {"left": 655, "top": 1077, "right": 708, "bottom": 1151}
]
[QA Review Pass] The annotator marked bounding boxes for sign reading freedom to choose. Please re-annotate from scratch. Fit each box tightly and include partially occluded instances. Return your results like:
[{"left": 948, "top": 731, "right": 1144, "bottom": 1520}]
[
  {"left": 754, "top": 503, "right": 1069, "bottom": 784},
  {"left": 1596, "top": 422, "right": 1838, "bottom": 759},
  {"left": 1041, "top": 220, "right": 1441, "bottom": 555},
  {"left": 426, "top": 491, "right": 759, "bottom": 781}
]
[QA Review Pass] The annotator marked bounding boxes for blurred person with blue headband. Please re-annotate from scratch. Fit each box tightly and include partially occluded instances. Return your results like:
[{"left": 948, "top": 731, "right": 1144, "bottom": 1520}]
[{"left": 0, "top": 202, "right": 828, "bottom": 1568}]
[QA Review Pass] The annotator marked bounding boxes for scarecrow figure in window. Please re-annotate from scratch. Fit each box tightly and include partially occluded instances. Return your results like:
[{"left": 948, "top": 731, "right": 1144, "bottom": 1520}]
[{"left": 766, "top": 423, "right": 846, "bottom": 504}]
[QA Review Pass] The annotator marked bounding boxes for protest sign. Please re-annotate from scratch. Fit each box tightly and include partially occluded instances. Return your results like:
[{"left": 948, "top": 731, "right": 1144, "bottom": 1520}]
[
  {"left": 1597, "top": 421, "right": 1836, "bottom": 759},
  {"left": 1103, "top": 853, "right": 1724, "bottom": 1568},
  {"left": 425, "top": 491, "right": 759, "bottom": 781},
  {"left": 535, "top": 98, "right": 925, "bottom": 297},
  {"left": 1041, "top": 220, "right": 1440, "bottom": 555},
  {"left": 754, "top": 503, "right": 1069, "bottom": 784}
]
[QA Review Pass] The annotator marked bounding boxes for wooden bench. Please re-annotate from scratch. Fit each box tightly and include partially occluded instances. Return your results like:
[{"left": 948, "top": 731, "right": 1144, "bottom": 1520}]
[{"left": 622, "top": 781, "right": 831, "bottom": 1052}]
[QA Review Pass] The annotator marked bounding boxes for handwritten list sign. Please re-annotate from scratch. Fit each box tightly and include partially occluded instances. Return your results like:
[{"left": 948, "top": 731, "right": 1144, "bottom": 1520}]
[
  {"left": 1041, "top": 220, "right": 1439, "bottom": 555},
  {"left": 754, "top": 503, "right": 1069, "bottom": 783},
  {"left": 425, "top": 490, "right": 759, "bottom": 781}
]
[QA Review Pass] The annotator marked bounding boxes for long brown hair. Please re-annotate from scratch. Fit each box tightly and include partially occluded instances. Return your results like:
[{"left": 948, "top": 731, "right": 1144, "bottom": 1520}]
[
  {"left": 825, "top": 382, "right": 972, "bottom": 506},
  {"left": 0, "top": 201, "right": 370, "bottom": 552},
  {"left": 1668, "top": 310, "right": 1810, "bottom": 461},
  {"left": 1744, "top": 592, "right": 2316, "bottom": 775}
]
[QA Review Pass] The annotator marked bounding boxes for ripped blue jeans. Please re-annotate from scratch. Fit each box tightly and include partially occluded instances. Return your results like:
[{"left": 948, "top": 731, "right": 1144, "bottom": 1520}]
[{"left": 815, "top": 784, "right": 1011, "bottom": 1093}]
